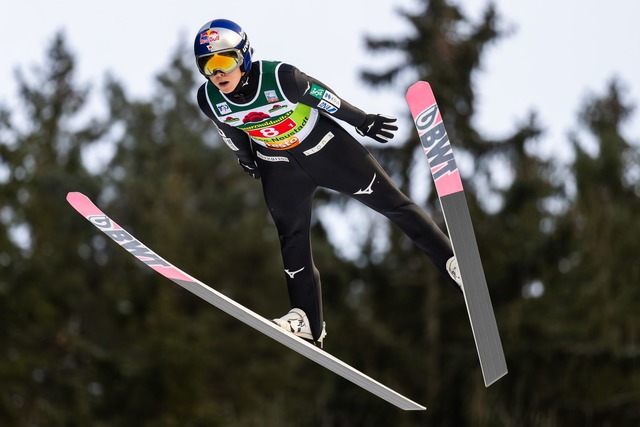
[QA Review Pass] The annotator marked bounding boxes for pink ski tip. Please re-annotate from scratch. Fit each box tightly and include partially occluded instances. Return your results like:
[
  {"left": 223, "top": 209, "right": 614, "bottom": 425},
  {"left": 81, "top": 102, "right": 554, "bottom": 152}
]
[
  {"left": 405, "top": 81, "right": 437, "bottom": 118},
  {"left": 66, "top": 192, "right": 103, "bottom": 217},
  {"left": 66, "top": 191, "right": 86, "bottom": 203}
]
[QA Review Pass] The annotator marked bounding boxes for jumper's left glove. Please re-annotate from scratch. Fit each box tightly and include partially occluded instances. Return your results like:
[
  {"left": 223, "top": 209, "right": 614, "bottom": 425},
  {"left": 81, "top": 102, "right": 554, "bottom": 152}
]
[
  {"left": 238, "top": 159, "right": 261, "bottom": 179},
  {"left": 356, "top": 114, "right": 398, "bottom": 143}
]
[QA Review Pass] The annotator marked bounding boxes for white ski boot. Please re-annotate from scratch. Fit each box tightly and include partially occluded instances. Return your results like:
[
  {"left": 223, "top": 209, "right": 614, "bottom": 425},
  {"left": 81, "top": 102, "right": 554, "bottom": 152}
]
[
  {"left": 272, "top": 308, "right": 327, "bottom": 347},
  {"left": 446, "top": 256, "right": 464, "bottom": 292}
]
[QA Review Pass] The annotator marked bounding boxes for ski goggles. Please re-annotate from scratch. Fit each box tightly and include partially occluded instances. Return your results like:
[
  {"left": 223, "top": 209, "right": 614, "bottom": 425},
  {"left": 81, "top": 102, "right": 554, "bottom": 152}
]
[{"left": 198, "top": 50, "right": 243, "bottom": 76}]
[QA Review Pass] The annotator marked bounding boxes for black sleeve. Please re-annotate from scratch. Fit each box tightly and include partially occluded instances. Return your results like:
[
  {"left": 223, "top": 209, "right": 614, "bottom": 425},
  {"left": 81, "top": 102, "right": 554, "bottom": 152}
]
[
  {"left": 277, "top": 63, "right": 368, "bottom": 128},
  {"left": 197, "top": 84, "right": 256, "bottom": 164}
]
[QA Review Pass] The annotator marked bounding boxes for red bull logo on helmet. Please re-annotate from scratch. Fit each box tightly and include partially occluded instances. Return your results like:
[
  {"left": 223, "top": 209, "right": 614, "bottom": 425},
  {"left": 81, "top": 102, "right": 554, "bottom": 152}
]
[{"left": 200, "top": 29, "right": 220, "bottom": 45}]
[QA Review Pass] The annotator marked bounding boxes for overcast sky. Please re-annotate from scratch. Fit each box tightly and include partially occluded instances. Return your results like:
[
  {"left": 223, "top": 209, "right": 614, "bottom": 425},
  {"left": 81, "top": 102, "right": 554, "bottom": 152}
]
[
  {"left": 2, "top": 0, "right": 639, "bottom": 149},
  {"left": 2, "top": 0, "right": 639, "bottom": 257}
]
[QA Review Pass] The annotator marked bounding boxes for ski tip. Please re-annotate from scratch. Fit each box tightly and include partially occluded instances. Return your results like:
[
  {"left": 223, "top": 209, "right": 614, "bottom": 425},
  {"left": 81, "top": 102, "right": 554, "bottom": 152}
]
[
  {"left": 66, "top": 192, "right": 96, "bottom": 213},
  {"left": 406, "top": 81, "right": 431, "bottom": 96},
  {"left": 405, "top": 81, "right": 438, "bottom": 118},
  {"left": 66, "top": 191, "right": 85, "bottom": 203}
]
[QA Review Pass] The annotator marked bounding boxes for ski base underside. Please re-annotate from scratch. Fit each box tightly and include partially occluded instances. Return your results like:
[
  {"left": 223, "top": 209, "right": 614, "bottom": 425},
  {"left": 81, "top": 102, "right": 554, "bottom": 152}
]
[
  {"left": 441, "top": 192, "right": 508, "bottom": 386},
  {"left": 405, "top": 81, "right": 507, "bottom": 386}
]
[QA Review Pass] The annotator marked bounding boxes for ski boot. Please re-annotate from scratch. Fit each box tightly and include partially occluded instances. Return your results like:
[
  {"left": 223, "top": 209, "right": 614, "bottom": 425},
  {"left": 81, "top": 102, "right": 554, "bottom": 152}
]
[
  {"left": 446, "top": 256, "right": 464, "bottom": 292},
  {"left": 272, "top": 308, "right": 327, "bottom": 348}
]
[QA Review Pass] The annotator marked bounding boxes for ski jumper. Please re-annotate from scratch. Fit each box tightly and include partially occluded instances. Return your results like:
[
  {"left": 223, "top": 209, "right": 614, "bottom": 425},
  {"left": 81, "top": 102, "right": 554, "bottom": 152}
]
[{"left": 197, "top": 61, "right": 455, "bottom": 341}]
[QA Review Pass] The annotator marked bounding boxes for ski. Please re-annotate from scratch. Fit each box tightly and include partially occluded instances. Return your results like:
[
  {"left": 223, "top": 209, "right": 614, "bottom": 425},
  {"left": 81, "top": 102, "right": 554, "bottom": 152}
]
[
  {"left": 66, "top": 192, "right": 426, "bottom": 411},
  {"left": 405, "top": 82, "right": 508, "bottom": 386}
]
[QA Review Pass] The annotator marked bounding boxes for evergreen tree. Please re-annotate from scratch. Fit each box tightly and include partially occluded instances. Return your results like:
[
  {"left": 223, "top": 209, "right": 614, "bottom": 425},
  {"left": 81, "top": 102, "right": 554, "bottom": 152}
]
[
  {"left": 358, "top": 0, "right": 581, "bottom": 425},
  {"left": 0, "top": 33, "right": 105, "bottom": 425},
  {"left": 503, "top": 80, "right": 640, "bottom": 426},
  {"left": 357, "top": 0, "right": 640, "bottom": 423},
  {"left": 360, "top": 0, "right": 540, "bottom": 423}
]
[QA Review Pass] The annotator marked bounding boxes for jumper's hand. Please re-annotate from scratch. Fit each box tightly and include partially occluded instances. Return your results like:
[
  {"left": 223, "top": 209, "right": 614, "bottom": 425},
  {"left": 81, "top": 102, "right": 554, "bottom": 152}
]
[
  {"left": 238, "top": 159, "right": 261, "bottom": 179},
  {"left": 356, "top": 114, "right": 398, "bottom": 143}
]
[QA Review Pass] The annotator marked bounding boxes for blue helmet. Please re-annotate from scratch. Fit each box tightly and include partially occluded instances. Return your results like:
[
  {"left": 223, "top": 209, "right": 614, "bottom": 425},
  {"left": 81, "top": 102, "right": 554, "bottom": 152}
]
[{"left": 194, "top": 19, "right": 253, "bottom": 75}]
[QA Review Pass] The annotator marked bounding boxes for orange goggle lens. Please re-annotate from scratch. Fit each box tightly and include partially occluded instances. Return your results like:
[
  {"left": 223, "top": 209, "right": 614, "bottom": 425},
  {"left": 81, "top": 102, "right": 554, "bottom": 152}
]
[{"left": 201, "top": 52, "right": 241, "bottom": 76}]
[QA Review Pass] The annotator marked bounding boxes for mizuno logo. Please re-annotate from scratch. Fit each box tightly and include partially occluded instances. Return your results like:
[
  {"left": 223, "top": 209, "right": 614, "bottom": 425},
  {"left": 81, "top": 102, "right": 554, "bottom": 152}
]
[
  {"left": 354, "top": 173, "right": 377, "bottom": 195},
  {"left": 303, "top": 82, "right": 311, "bottom": 96},
  {"left": 285, "top": 267, "right": 305, "bottom": 278}
]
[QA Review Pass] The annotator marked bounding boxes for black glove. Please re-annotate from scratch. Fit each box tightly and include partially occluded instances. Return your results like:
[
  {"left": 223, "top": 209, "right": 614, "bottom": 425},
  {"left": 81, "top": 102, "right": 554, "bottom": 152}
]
[
  {"left": 238, "top": 159, "right": 261, "bottom": 179},
  {"left": 356, "top": 114, "right": 398, "bottom": 143}
]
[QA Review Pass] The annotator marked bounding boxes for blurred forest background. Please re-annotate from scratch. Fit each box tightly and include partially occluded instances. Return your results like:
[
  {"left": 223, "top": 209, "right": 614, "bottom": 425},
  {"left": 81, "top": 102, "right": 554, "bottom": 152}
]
[{"left": 1, "top": 0, "right": 639, "bottom": 425}]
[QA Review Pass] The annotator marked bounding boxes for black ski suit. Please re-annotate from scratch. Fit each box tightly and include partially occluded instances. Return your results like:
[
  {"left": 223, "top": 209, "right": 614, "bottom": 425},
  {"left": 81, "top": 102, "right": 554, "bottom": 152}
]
[{"left": 197, "top": 61, "right": 455, "bottom": 341}]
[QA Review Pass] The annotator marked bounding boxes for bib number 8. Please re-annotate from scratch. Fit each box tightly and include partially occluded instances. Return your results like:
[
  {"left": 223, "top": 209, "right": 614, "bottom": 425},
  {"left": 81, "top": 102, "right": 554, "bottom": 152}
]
[{"left": 259, "top": 127, "right": 279, "bottom": 138}]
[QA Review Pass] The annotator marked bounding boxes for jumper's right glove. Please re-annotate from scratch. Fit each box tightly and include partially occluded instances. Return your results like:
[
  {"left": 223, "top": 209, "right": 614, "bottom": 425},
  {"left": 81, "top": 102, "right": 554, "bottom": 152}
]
[
  {"left": 238, "top": 159, "right": 261, "bottom": 179},
  {"left": 356, "top": 114, "right": 398, "bottom": 143}
]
